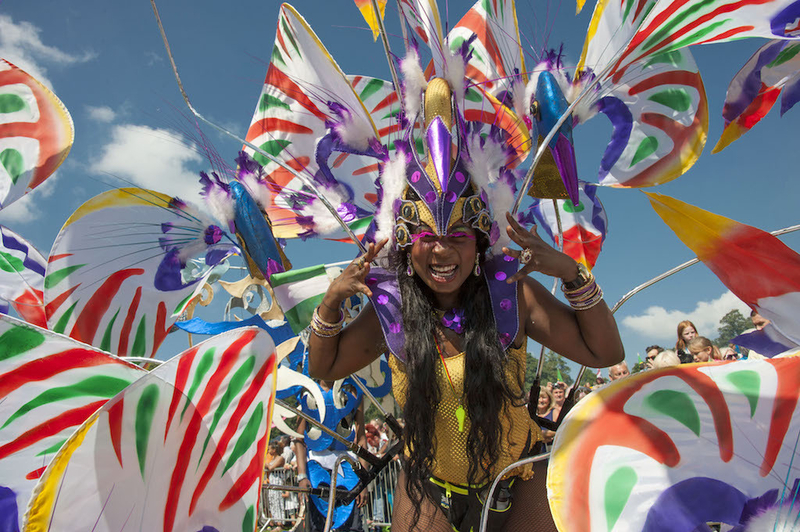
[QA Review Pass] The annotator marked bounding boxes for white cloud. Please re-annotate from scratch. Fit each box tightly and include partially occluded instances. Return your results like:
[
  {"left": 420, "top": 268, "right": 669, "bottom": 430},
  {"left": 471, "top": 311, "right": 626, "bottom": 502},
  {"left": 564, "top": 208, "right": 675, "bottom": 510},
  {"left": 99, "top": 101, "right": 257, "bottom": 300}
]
[
  {"left": 90, "top": 124, "right": 204, "bottom": 204},
  {"left": 621, "top": 291, "right": 750, "bottom": 342},
  {"left": 86, "top": 105, "right": 116, "bottom": 123},
  {"left": 0, "top": 15, "right": 95, "bottom": 89}
]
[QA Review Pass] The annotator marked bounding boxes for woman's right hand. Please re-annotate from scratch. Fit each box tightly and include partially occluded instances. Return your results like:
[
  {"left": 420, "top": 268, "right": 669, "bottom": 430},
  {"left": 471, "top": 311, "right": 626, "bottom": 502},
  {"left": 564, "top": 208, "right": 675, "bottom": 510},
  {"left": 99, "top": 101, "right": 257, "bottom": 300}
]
[{"left": 320, "top": 239, "right": 387, "bottom": 318}]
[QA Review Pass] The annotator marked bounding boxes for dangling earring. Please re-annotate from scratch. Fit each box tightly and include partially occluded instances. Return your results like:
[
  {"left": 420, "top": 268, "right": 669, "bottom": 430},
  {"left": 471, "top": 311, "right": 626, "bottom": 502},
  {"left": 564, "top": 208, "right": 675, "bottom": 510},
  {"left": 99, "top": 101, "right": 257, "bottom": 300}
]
[
  {"left": 473, "top": 253, "right": 481, "bottom": 276},
  {"left": 406, "top": 254, "right": 414, "bottom": 277}
]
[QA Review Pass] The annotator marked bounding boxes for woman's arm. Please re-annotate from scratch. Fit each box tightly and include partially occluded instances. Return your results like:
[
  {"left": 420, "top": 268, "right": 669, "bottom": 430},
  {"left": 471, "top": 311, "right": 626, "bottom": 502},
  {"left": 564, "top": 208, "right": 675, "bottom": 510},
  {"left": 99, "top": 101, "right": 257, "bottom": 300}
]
[
  {"left": 307, "top": 240, "right": 388, "bottom": 380},
  {"left": 503, "top": 213, "right": 624, "bottom": 368}
]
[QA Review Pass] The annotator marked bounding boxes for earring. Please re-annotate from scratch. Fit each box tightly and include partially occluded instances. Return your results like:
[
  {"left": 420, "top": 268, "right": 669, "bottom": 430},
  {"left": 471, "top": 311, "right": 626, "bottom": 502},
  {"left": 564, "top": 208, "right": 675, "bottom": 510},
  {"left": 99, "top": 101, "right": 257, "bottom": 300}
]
[
  {"left": 406, "top": 254, "right": 414, "bottom": 277},
  {"left": 473, "top": 253, "right": 481, "bottom": 276}
]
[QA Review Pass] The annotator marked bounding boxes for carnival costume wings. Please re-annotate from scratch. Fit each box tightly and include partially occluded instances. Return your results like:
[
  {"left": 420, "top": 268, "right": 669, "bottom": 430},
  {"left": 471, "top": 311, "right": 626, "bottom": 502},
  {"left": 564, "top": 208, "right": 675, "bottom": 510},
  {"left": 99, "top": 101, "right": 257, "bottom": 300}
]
[{"left": 0, "top": 0, "right": 798, "bottom": 529}]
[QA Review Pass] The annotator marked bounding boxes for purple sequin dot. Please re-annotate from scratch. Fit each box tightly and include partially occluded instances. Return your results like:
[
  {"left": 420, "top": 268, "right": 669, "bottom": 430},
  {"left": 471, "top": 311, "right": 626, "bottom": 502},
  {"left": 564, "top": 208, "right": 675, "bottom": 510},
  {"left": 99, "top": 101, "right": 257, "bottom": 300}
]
[
  {"left": 425, "top": 191, "right": 437, "bottom": 203},
  {"left": 377, "top": 294, "right": 389, "bottom": 305},
  {"left": 410, "top": 171, "right": 421, "bottom": 183},
  {"left": 445, "top": 191, "right": 457, "bottom": 203},
  {"left": 499, "top": 298, "right": 512, "bottom": 311},
  {"left": 499, "top": 332, "right": 511, "bottom": 344},
  {"left": 455, "top": 171, "right": 465, "bottom": 183},
  {"left": 503, "top": 254, "right": 515, "bottom": 262},
  {"left": 389, "top": 323, "right": 402, "bottom": 334},
  {"left": 366, "top": 277, "right": 377, "bottom": 286},
  {"left": 495, "top": 271, "right": 507, "bottom": 281}
]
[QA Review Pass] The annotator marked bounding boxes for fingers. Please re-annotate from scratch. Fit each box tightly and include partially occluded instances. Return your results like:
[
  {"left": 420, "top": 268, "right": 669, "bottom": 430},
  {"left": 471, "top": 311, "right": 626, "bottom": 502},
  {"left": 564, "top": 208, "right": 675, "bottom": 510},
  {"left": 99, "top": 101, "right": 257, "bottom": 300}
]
[{"left": 354, "top": 238, "right": 389, "bottom": 269}]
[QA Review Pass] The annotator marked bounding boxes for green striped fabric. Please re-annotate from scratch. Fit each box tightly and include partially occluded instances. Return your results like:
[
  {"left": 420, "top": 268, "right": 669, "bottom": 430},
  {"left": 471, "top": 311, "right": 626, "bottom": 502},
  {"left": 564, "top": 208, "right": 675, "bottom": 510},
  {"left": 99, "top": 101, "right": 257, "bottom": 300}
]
[{"left": 270, "top": 264, "right": 331, "bottom": 333}]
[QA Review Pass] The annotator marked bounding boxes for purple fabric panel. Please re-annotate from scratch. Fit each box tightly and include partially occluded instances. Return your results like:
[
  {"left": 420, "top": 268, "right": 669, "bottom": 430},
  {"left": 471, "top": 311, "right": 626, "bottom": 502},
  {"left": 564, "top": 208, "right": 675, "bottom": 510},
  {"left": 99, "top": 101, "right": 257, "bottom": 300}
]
[
  {"left": 781, "top": 75, "right": 800, "bottom": 115},
  {"left": 552, "top": 134, "right": 580, "bottom": 206},
  {"left": 770, "top": 3, "right": 800, "bottom": 38},
  {"left": 585, "top": 183, "right": 608, "bottom": 242},
  {"left": 483, "top": 254, "right": 520, "bottom": 349},
  {"left": 595, "top": 96, "right": 633, "bottom": 181},
  {"left": 731, "top": 325, "right": 796, "bottom": 357},
  {"left": 643, "top": 477, "right": 749, "bottom": 531},
  {"left": 365, "top": 267, "right": 405, "bottom": 361},
  {"left": 723, "top": 41, "right": 784, "bottom": 123},
  {"left": 0, "top": 228, "right": 45, "bottom": 276},
  {"left": 155, "top": 248, "right": 198, "bottom": 292}
]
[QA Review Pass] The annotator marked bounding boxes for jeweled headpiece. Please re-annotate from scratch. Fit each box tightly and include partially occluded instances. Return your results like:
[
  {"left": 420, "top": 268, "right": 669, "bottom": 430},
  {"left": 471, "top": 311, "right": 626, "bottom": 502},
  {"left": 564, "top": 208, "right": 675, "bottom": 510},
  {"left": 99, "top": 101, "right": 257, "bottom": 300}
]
[{"left": 392, "top": 78, "right": 493, "bottom": 248}]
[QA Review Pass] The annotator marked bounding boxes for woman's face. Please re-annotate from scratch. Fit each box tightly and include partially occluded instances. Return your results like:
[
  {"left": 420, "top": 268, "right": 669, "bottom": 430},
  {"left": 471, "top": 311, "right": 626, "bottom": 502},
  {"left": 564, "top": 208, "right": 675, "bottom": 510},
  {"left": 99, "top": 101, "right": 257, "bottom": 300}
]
[
  {"left": 681, "top": 326, "right": 697, "bottom": 342},
  {"left": 537, "top": 392, "right": 550, "bottom": 412},
  {"left": 410, "top": 223, "right": 477, "bottom": 307},
  {"left": 691, "top": 346, "right": 711, "bottom": 363}
]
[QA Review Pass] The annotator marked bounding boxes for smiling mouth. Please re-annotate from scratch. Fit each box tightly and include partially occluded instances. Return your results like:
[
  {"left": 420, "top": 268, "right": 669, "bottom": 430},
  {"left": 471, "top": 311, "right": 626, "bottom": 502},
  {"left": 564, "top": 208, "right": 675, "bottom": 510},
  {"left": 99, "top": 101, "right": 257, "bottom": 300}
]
[{"left": 429, "top": 264, "right": 457, "bottom": 282}]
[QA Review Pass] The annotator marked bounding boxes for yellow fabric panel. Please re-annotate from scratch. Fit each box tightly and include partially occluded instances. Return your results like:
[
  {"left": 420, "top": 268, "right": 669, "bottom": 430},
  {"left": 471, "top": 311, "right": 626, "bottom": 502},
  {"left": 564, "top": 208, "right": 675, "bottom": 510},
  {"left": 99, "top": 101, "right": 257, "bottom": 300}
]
[{"left": 389, "top": 344, "right": 541, "bottom": 485}]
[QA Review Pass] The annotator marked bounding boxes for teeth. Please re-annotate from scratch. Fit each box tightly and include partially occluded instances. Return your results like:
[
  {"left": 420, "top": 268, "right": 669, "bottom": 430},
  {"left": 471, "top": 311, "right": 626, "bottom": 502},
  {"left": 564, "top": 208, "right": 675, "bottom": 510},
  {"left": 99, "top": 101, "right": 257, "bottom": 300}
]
[{"left": 430, "top": 264, "right": 456, "bottom": 274}]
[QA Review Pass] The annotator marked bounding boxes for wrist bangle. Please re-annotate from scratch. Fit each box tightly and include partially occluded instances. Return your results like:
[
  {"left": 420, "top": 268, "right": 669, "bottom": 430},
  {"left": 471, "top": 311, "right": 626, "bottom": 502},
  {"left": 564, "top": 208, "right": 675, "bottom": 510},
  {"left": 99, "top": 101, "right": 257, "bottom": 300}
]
[
  {"left": 309, "top": 306, "right": 345, "bottom": 337},
  {"left": 297, "top": 473, "right": 308, "bottom": 482}
]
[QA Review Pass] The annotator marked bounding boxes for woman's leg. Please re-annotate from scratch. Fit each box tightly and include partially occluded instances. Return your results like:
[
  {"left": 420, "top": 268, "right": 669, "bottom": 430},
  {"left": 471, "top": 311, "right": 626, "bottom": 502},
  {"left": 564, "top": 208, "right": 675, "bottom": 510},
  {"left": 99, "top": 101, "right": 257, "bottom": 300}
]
[
  {"left": 390, "top": 470, "right": 453, "bottom": 532},
  {"left": 503, "top": 459, "right": 558, "bottom": 532}
]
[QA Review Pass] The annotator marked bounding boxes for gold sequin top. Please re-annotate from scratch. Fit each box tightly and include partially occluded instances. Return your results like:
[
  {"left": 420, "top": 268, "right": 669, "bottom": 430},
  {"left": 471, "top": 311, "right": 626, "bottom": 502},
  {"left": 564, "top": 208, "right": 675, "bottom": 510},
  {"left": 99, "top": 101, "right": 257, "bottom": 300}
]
[{"left": 388, "top": 344, "right": 541, "bottom": 486}]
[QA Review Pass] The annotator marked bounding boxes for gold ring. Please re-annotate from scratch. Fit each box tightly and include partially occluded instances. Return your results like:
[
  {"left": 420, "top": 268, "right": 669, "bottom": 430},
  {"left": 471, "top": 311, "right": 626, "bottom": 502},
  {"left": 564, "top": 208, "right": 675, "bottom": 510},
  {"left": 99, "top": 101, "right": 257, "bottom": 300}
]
[
  {"left": 519, "top": 248, "right": 533, "bottom": 265},
  {"left": 356, "top": 256, "right": 366, "bottom": 268}
]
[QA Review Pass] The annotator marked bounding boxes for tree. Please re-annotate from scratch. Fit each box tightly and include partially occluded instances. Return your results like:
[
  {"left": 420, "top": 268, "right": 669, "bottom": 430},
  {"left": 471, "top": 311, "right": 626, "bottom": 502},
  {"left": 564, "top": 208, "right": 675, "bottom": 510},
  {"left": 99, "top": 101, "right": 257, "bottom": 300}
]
[
  {"left": 526, "top": 350, "right": 573, "bottom": 389},
  {"left": 715, "top": 309, "right": 751, "bottom": 346}
]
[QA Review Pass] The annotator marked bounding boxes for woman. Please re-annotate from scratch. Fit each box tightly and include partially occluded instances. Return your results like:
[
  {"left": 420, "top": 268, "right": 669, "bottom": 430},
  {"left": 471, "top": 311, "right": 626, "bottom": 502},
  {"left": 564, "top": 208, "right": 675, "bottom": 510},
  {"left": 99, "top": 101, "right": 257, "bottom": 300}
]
[
  {"left": 264, "top": 440, "right": 286, "bottom": 522},
  {"left": 675, "top": 320, "right": 699, "bottom": 363},
  {"left": 688, "top": 336, "right": 722, "bottom": 363},
  {"left": 306, "top": 79, "right": 624, "bottom": 531},
  {"left": 536, "top": 387, "right": 557, "bottom": 445},
  {"left": 536, "top": 387, "right": 556, "bottom": 421}
]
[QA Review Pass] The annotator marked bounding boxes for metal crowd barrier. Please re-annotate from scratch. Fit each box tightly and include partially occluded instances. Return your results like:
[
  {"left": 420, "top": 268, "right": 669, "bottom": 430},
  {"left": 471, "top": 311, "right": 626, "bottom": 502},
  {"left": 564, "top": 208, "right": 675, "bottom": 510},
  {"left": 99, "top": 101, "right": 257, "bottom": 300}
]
[
  {"left": 259, "top": 455, "right": 401, "bottom": 531},
  {"left": 259, "top": 468, "right": 305, "bottom": 531},
  {"left": 362, "top": 458, "right": 402, "bottom": 530}
]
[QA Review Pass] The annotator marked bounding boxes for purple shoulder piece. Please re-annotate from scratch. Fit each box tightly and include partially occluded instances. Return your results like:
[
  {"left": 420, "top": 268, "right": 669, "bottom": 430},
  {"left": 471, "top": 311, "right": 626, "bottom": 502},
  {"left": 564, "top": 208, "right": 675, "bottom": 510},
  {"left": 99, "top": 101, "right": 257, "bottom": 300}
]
[
  {"left": 365, "top": 267, "right": 406, "bottom": 362},
  {"left": 483, "top": 253, "right": 520, "bottom": 349}
]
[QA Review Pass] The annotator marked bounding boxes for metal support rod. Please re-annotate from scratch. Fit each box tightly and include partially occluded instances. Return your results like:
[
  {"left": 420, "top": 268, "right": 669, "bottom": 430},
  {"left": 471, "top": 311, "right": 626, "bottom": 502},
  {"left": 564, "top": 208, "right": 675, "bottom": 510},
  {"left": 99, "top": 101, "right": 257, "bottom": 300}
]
[
  {"left": 149, "top": 0, "right": 367, "bottom": 254},
  {"left": 349, "top": 376, "right": 403, "bottom": 438},
  {"left": 478, "top": 453, "right": 551, "bottom": 532},
  {"left": 370, "top": 0, "right": 403, "bottom": 104},
  {"left": 120, "top": 357, "right": 165, "bottom": 366},
  {"left": 324, "top": 453, "right": 361, "bottom": 532},
  {"left": 610, "top": 223, "right": 800, "bottom": 315},
  {"left": 275, "top": 399, "right": 381, "bottom": 468}
]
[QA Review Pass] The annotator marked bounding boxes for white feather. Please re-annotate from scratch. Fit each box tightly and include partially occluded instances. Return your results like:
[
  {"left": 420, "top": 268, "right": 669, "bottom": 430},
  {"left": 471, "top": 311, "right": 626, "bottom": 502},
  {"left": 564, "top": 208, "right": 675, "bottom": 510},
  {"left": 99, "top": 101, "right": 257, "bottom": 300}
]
[
  {"left": 443, "top": 48, "right": 466, "bottom": 103},
  {"left": 203, "top": 185, "right": 236, "bottom": 230},
  {"left": 301, "top": 186, "right": 349, "bottom": 236},
  {"left": 487, "top": 180, "right": 514, "bottom": 253},
  {"left": 334, "top": 108, "right": 375, "bottom": 152},
  {"left": 237, "top": 172, "right": 271, "bottom": 212},
  {"left": 744, "top": 505, "right": 800, "bottom": 531},
  {"left": 569, "top": 76, "right": 600, "bottom": 125},
  {"left": 511, "top": 78, "right": 528, "bottom": 122},
  {"left": 464, "top": 133, "right": 516, "bottom": 252},
  {"left": 400, "top": 49, "right": 427, "bottom": 118},
  {"left": 375, "top": 153, "right": 408, "bottom": 244}
]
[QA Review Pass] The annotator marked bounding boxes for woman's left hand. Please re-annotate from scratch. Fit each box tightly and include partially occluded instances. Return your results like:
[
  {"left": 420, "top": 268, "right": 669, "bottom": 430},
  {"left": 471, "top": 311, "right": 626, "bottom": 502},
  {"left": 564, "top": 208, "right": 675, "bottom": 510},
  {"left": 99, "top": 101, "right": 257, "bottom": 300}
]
[{"left": 502, "top": 212, "right": 577, "bottom": 283}]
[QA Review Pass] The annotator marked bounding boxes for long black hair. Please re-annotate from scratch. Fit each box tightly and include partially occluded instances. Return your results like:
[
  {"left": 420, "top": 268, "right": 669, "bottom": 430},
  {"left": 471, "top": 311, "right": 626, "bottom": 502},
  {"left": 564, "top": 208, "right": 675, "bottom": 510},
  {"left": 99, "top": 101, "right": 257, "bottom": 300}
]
[{"left": 392, "top": 238, "right": 526, "bottom": 519}]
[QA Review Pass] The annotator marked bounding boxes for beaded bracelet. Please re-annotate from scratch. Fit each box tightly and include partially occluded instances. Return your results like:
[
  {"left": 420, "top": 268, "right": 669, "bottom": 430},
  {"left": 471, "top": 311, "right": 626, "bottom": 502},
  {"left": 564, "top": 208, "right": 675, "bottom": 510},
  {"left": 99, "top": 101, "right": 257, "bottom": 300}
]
[
  {"left": 309, "top": 306, "right": 345, "bottom": 337},
  {"left": 562, "top": 274, "right": 604, "bottom": 311}
]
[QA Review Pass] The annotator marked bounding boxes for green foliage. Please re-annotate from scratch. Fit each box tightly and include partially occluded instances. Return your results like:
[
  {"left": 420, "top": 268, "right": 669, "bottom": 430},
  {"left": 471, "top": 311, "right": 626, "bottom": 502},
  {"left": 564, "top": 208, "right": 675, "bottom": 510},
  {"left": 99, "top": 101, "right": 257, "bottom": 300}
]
[
  {"left": 632, "top": 361, "right": 647, "bottom": 374},
  {"left": 715, "top": 309, "right": 751, "bottom": 347},
  {"left": 526, "top": 350, "right": 573, "bottom": 388},
  {"left": 579, "top": 370, "right": 597, "bottom": 387}
]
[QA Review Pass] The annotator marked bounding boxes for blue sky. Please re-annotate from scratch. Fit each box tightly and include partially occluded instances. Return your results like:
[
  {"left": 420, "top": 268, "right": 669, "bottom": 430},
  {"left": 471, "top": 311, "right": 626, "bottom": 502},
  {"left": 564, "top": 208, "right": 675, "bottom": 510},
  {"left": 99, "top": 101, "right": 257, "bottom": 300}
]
[{"left": 0, "top": 0, "right": 798, "bottom": 376}]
